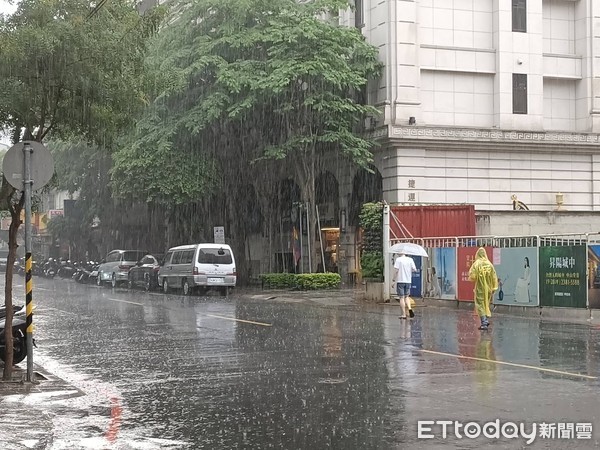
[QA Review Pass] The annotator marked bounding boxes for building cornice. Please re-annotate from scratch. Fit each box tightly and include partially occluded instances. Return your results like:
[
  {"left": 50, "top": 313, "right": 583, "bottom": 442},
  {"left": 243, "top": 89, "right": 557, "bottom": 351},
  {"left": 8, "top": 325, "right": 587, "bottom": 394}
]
[{"left": 367, "top": 126, "right": 600, "bottom": 149}]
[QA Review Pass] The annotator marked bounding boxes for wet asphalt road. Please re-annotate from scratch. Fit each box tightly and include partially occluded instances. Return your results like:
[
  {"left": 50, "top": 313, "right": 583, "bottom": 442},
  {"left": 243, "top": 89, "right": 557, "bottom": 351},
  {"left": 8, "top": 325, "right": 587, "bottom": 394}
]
[{"left": 3, "top": 276, "right": 600, "bottom": 449}]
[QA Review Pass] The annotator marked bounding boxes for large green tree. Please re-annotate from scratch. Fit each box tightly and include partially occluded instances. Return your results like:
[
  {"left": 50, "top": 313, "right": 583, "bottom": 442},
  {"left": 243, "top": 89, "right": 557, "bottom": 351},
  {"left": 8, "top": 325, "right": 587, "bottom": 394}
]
[
  {"left": 0, "top": 0, "right": 162, "bottom": 379},
  {"left": 112, "top": 0, "right": 381, "bottom": 273}
]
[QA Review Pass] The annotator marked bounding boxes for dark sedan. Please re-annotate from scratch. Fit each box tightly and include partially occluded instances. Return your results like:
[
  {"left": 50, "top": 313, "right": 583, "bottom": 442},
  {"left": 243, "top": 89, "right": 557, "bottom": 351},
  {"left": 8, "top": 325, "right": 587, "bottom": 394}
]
[{"left": 127, "top": 254, "right": 163, "bottom": 291}]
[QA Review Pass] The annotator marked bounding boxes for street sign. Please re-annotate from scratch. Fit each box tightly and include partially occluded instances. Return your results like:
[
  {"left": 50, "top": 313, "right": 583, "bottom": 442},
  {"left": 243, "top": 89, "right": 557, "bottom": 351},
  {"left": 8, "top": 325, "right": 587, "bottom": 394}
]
[
  {"left": 214, "top": 226, "right": 225, "bottom": 244},
  {"left": 2, "top": 141, "right": 54, "bottom": 190}
]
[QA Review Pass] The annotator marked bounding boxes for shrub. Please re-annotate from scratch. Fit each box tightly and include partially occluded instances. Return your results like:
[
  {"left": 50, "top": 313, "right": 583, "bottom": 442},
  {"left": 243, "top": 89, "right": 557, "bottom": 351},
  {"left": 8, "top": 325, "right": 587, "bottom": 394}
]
[
  {"left": 260, "top": 273, "right": 341, "bottom": 290},
  {"left": 260, "top": 273, "right": 297, "bottom": 289},
  {"left": 359, "top": 202, "right": 384, "bottom": 280},
  {"left": 360, "top": 251, "right": 384, "bottom": 280},
  {"left": 295, "top": 273, "right": 341, "bottom": 290}
]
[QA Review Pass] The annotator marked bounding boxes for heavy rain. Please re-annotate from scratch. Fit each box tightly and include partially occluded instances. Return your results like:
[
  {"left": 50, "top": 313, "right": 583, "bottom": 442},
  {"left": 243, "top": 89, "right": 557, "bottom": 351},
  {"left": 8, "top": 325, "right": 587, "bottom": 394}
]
[{"left": 2, "top": 0, "right": 600, "bottom": 449}]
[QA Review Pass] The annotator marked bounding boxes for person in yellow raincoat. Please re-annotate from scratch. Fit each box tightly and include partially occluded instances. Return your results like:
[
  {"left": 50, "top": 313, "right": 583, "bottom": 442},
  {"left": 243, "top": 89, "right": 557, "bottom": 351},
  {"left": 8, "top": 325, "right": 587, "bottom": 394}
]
[{"left": 468, "top": 248, "right": 498, "bottom": 330}]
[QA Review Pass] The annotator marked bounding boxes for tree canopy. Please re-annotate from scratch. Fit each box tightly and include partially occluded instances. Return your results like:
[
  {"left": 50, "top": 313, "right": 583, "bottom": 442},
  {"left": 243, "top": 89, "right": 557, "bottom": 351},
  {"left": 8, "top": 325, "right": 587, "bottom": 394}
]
[
  {"left": 0, "top": 0, "right": 163, "bottom": 144},
  {"left": 111, "top": 0, "right": 382, "bottom": 205}
]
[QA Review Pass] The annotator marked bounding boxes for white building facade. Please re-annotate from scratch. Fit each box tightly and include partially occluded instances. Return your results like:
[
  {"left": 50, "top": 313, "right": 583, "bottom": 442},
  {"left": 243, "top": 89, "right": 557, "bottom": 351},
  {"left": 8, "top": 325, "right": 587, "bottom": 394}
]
[{"left": 342, "top": 0, "right": 600, "bottom": 235}]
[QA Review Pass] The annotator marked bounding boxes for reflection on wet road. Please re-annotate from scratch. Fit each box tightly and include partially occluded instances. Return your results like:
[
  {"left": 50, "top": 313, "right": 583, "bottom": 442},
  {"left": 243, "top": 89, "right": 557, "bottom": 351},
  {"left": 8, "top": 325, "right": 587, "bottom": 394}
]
[{"left": 5, "top": 277, "right": 600, "bottom": 448}]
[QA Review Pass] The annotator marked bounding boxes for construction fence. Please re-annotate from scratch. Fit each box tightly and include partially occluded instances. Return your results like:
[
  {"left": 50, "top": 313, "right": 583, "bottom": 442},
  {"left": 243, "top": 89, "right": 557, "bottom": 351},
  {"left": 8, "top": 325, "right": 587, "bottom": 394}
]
[{"left": 384, "top": 212, "right": 600, "bottom": 309}]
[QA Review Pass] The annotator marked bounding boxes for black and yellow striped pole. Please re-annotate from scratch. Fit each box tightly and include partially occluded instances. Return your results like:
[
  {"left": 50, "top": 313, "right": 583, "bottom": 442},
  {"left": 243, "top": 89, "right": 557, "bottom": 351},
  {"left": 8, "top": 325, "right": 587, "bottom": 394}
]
[
  {"left": 2, "top": 140, "right": 54, "bottom": 383},
  {"left": 23, "top": 143, "right": 34, "bottom": 382},
  {"left": 25, "top": 251, "right": 33, "bottom": 379}
]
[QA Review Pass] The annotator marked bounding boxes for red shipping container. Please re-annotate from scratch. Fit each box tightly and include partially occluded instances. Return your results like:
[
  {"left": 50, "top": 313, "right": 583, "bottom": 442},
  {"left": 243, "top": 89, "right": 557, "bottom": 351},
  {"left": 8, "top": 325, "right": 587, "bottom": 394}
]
[{"left": 390, "top": 205, "right": 476, "bottom": 238}]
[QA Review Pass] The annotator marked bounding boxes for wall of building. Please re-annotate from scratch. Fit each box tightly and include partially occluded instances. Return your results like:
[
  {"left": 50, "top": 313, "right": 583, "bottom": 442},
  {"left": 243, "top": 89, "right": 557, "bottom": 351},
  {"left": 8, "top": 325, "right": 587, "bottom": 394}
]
[
  {"left": 381, "top": 127, "right": 599, "bottom": 211},
  {"left": 477, "top": 210, "right": 600, "bottom": 236},
  {"left": 342, "top": 0, "right": 600, "bottom": 133}
]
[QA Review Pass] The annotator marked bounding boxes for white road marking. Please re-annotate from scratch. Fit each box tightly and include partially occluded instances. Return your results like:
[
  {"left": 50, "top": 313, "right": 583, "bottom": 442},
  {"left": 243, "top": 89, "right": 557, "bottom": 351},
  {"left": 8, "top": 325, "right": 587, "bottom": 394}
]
[
  {"left": 205, "top": 314, "right": 272, "bottom": 327},
  {"left": 105, "top": 298, "right": 144, "bottom": 306},
  {"left": 421, "top": 349, "right": 598, "bottom": 380}
]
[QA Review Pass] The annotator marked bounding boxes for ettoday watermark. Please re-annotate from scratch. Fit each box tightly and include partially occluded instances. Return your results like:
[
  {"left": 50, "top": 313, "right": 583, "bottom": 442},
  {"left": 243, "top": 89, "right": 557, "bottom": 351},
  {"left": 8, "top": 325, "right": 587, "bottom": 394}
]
[{"left": 417, "top": 420, "right": 593, "bottom": 444}]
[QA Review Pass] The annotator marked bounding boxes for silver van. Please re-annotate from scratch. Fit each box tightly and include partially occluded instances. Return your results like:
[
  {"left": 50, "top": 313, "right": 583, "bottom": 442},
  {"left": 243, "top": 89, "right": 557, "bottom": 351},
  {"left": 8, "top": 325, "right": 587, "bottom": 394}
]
[
  {"left": 97, "top": 250, "right": 146, "bottom": 288},
  {"left": 158, "top": 243, "right": 237, "bottom": 295}
]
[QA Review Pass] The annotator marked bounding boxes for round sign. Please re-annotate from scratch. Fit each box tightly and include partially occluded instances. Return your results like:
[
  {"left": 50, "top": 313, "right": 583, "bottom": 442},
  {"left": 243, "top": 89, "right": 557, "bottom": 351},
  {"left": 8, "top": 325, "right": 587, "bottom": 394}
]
[{"left": 2, "top": 141, "right": 55, "bottom": 190}]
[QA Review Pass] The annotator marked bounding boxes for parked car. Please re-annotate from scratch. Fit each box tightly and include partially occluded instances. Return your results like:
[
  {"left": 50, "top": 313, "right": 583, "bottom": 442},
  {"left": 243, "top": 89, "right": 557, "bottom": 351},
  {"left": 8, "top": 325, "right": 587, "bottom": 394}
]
[
  {"left": 127, "top": 254, "right": 163, "bottom": 291},
  {"left": 158, "top": 243, "right": 237, "bottom": 295},
  {"left": 97, "top": 250, "right": 146, "bottom": 288}
]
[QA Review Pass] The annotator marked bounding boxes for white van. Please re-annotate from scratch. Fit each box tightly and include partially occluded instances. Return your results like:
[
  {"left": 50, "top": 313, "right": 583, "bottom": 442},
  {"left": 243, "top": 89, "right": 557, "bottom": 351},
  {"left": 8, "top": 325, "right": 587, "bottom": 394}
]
[{"left": 158, "top": 243, "right": 237, "bottom": 295}]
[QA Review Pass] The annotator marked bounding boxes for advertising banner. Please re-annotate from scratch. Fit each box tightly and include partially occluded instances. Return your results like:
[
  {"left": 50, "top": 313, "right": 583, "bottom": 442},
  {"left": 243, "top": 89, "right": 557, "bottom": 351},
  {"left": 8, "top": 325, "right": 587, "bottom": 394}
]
[
  {"left": 539, "top": 246, "right": 587, "bottom": 308},
  {"left": 587, "top": 245, "right": 600, "bottom": 308},
  {"left": 424, "top": 247, "right": 456, "bottom": 300},
  {"left": 411, "top": 256, "right": 422, "bottom": 297},
  {"left": 493, "top": 247, "right": 539, "bottom": 307},
  {"left": 457, "top": 246, "right": 494, "bottom": 302}
]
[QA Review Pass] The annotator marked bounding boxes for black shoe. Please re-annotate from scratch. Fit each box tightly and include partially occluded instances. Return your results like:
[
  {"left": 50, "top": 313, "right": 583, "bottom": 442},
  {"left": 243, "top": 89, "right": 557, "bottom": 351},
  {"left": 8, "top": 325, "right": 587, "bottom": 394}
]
[
  {"left": 399, "top": 316, "right": 407, "bottom": 320},
  {"left": 408, "top": 309, "right": 415, "bottom": 318},
  {"left": 478, "top": 324, "right": 489, "bottom": 330}
]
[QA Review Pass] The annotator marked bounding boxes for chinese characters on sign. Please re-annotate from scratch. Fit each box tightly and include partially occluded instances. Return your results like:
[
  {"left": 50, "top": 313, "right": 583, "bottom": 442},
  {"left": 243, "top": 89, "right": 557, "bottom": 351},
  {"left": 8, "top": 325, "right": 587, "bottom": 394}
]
[{"left": 539, "top": 246, "right": 586, "bottom": 308}]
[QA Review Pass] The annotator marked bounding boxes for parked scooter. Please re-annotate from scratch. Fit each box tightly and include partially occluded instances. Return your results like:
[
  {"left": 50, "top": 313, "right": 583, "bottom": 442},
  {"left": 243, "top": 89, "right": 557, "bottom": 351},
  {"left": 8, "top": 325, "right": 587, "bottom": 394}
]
[
  {"left": 42, "top": 258, "right": 58, "bottom": 278},
  {"left": 57, "top": 260, "right": 77, "bottom": 279},
  {"left": 0, "top": 305, "right": 29, "bottom": 364},
  {"left": 75, "top": 261, "right": 99, "bottom": 284},
  {"left": 14, "top": 258, "right": 25, "bottom": 276}
]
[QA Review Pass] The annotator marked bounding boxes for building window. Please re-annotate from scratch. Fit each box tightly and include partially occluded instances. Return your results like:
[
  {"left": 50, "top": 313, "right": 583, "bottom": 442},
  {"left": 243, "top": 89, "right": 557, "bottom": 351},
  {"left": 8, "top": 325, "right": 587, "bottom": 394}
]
[
  {"left": 354, "top": 0, "right": 363, "bottom": 28},
  {"left": 513, "top": 73, "right": 528, "bottom": 114},
  {"left": 512, "top": 0, "right": 526, "bottom": 33}
]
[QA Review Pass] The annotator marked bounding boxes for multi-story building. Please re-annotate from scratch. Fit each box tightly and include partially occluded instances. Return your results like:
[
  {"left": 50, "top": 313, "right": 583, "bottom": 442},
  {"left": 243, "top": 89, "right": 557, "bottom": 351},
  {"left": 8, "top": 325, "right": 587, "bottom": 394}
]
[{"left": 341, "top": 0, "right": 600, "bottom": 236}]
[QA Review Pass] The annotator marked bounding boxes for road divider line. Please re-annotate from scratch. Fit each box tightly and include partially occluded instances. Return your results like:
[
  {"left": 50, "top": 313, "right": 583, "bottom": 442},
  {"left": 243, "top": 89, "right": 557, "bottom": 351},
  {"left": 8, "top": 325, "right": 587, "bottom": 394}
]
[
  {"left": 106, "top": 298, "right": 144, "bottom": 306},
  {"left": 205, "top": 314, "right": 272, "bottom": 327},
  {"left": 420, "top": 349, "right": 598, "bottom": 380}
]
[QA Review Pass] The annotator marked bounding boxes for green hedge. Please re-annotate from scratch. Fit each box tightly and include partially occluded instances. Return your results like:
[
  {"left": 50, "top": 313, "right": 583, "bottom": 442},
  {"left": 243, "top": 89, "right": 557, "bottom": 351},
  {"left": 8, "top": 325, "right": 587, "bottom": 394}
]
[
  {"left": 360, "top": 202, "right": 384, "bottom": 280},
  {"left": 295, "top": 273, "right": 341, "bottom": 290},
  {"left": 260, "top": 273, "right": 341, "bottom": 290},
  {"left": 360, "top": 251, "right": 384, "bottom": 280},
  {"left": 260, "top": 273, "right": 297, "bottom": 289}
]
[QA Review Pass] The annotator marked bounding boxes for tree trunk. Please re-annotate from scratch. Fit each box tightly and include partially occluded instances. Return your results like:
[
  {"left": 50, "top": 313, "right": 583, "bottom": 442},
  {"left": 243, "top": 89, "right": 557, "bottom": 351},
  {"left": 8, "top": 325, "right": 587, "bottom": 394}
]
[{"left": 3, "top": 192, "right": 24, "bottom": 380}]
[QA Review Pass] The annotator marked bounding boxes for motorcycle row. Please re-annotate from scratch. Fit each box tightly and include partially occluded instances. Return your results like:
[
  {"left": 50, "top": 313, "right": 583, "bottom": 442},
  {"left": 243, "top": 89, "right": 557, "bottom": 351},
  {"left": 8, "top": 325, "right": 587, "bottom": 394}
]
[
  {"left": 1, "top": 259, "right": 94, "bottom": 365},
  {"left": 14, "top": 258, "right": 100, "bottom": 283}
]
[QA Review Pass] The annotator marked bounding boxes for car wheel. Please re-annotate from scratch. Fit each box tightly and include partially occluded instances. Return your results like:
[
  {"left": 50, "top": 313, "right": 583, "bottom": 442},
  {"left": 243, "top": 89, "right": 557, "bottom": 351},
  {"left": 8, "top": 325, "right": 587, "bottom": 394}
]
[
  {"left": 128, "top": 277, "right": 134, "bottom": 290},
  {"left": 220, "top": 286, "right": 229, "bottom": 297},
  {"left": 182, "top": 279, "right": 192, "bottom": 296},
  {"left": 163, "top": 279, "right": 169, "bottom": 294},
  {"left": 111, "top": 273, "right": 117, "bottom": 288},
  {"left": 96, "top": 273, "right": 102, "bottom": 286},
  {"left": 144, "top": 274, "right": 151, "bottom": 292}
]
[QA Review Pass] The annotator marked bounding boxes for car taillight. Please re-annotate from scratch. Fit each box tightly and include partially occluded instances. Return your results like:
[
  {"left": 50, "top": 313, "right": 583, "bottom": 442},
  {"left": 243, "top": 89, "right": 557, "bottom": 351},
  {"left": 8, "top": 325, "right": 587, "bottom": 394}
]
[
  {"left": 193, "top": 268, "right": 206, "bottom": 275},
  {"left": 119, "top": 265, "right": 130, "bottom": 270},
  {"left": 153, "top": 267, "right": 160, "bottom": 272},
  {"left": 228, "top": 271, "right": 237, "bottom": 276}
]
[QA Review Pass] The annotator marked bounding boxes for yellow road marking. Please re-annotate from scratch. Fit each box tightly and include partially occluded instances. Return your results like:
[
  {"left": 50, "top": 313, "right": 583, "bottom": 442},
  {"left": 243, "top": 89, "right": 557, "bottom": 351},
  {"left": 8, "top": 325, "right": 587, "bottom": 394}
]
[
  {"left": 106, "top": 298, "right": 144, "bottom": 306},
  {"left": 206, "top": 314, "right": 272, "bottom": 327},
  {"left": 420, "top": 349, "right": 598, "bottom": 380}
]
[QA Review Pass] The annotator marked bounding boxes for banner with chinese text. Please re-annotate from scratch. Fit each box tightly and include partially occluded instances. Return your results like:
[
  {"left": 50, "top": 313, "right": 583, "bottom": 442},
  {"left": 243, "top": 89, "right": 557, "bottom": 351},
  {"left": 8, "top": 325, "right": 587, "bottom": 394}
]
[
  {"left": 539, "top": 246, "right": 586, "bottom": 308},
  {"left": 493, "top": 247, "right": 539, "bottom": 307}
]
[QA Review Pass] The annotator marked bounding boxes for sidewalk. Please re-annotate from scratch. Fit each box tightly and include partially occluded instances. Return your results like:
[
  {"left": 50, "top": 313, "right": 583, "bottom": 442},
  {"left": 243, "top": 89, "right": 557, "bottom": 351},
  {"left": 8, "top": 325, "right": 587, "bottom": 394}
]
[
  {"left": 0, "top": 365, "right": 83, "bottom": 450},
  {"left": 243, "top": 286, "right": 600, "bottom": 325}
]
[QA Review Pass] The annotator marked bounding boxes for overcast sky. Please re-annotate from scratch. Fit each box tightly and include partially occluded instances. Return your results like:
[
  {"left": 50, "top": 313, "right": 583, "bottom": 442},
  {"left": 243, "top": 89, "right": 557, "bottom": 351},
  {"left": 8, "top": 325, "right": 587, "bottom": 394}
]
[{"left": 0, "top": 1, "right": 17, "bottom": 15}]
